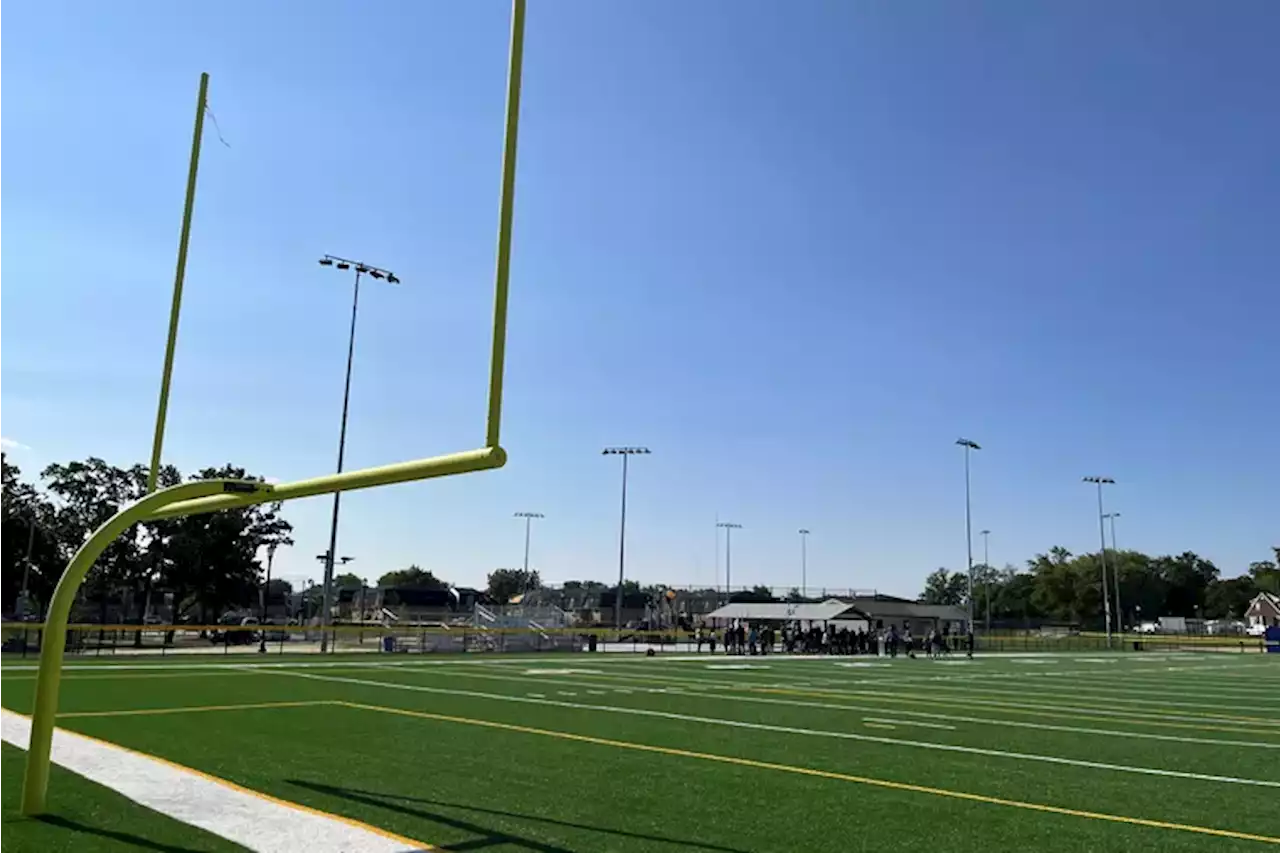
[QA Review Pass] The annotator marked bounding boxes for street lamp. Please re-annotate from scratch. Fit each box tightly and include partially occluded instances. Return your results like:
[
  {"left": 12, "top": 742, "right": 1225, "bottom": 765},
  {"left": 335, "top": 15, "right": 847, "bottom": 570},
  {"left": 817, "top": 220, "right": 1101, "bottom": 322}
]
[
  {"left": 1103, "top": 511, "right": 1123, "bottom": 632},
  {"left": 603, "top": 447, "right": 649, "bottom": 634},
  {"left": 798, "top": 529, "right": 810, "bottom": 598},
  {"left": 258, "top": 541, "right": 282, "bottom": 653},
  {"left": 1083, "top": 476, "right": 1116, "bottom": 645},
  {"left": 316, "top": 254, "right": 400, "bottom": 653},
  {"left": 979, "top": 529, "right": 991, "bottom": 630},
  {"left": 956, "top": 438, "right": 981, "bottom": 631},
  {"left": 514, "top": 511, "right": 544, "bottom": 593},
  {"left": 717, "top": 521, "right": 742, "bottom": 603}
]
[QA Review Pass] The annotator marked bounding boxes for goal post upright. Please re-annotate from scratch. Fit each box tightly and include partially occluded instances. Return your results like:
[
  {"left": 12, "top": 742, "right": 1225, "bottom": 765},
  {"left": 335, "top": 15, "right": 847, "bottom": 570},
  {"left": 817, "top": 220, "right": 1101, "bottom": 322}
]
[{"left": 20, "top": 0, "right": 527, "bottom": 815}]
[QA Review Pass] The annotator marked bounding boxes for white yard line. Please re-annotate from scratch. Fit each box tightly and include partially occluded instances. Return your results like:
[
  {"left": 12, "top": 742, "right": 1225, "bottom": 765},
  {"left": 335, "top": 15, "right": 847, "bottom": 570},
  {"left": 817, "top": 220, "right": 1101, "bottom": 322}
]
[
  {"left": 282, "top": 670, "right": 1280, "bottom": 789},
  {"left": 863, "top": 717, "right": 956, "bottom": 731},
  {"left": 343, "top": 655, "right": 1280, "bottom": 732},
  {"left": 366, "top": 664, "right": 1280, "bottom": 749},
  {"left": 0, "top": 709, "right": 425, "bottom": 853}
]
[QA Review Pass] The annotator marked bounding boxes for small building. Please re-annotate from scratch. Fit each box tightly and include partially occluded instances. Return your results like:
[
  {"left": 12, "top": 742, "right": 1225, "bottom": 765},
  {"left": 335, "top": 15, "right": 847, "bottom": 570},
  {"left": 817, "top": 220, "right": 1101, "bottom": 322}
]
[
  {"left": 705, "top": 599, "right": 869, "bottom": 630},
  {"left": 843, "top": 596, "right": 969, "bottom": 637},
  {"left": 1245, "top": 592, "right": 1280, "bottom": 630}
]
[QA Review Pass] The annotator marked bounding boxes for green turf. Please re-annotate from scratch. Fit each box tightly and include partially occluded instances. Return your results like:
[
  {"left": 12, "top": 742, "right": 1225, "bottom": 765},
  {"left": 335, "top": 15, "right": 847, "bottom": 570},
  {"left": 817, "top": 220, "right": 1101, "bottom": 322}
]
[{"left": 3, "top": 651, "right": 1277, "bottom": 851}]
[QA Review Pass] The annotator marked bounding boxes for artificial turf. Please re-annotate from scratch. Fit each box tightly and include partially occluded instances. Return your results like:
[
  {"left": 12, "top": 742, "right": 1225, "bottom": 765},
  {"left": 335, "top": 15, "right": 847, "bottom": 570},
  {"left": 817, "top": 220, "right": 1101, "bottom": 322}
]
[{"left": 2, "top": 651, "right": 1277, "bottom": 852}]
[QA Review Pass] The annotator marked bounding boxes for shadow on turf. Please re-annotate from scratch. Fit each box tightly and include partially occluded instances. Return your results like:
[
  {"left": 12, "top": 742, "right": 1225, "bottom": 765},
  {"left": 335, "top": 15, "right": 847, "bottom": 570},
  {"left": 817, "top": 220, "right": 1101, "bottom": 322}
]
[
  {"left": 34, "top": 815, "right": 212, "bottom": 853},
  {"left": 288, "top": 779, "right": 754, "bottom": 853}
]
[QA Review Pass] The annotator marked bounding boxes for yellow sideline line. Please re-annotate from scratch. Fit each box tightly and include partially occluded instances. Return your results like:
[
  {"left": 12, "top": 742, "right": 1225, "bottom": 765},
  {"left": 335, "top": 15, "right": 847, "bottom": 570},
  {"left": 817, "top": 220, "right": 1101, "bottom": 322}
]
[
  {"left": 336, "top": 700, "right": 1280, "bottom": 846},
  {"left": 58, "top": 700, "right": 338, "bottom": 719}
]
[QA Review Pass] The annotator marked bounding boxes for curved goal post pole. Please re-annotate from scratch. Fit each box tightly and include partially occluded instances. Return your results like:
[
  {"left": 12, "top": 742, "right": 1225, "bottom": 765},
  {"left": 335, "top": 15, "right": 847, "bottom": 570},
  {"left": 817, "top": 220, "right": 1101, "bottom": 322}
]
[{"left": 20, "top": 479, "right": 274, "bottom": 816}]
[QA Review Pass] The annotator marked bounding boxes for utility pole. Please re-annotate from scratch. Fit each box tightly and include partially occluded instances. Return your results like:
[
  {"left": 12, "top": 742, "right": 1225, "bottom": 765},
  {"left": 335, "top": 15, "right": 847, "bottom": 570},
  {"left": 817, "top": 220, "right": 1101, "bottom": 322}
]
[
  {"left": 980, "top": 528, "right": 991, "bottom": 630},
  {"left": 798, "top": 529, "right": 810, "bottom": 598},
  {"left": 717, "top": 522, "right": 742, "bottom": 603},
  {"left": 1104, "top": 511, "right": 1123, "bottom": 633}
]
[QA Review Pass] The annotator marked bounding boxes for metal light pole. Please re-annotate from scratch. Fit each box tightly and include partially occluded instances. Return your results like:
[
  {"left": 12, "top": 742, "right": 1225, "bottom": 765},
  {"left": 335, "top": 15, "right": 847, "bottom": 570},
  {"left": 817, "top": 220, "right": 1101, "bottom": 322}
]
[
  {"left": 604, "top": 447, "right": 649, "bottom": 635},
  {"left": 258, "top": 542, "right": 279, "bottom": 653},
  {"left": 1083, "top": 476, "right": 1115, "bottom": 646},
  {"left": 514, "top": 511, "right": 544, "bottom": 592},
  {"left": 798, "top": 529, "right": 810, "bottom": 598},
  {"left": 956, "top": 438, "right": 981, "bottom": 631},
  {"left": 979, "top": 528, "right": 991, "bottom": 630},
  {"left": 1104, "top": 511, "right": 1123, "bottom": 633},
  {"left": 316, "top": 255, "right": 400, "bottom": 652},
  {"left": 717, "top": 522, "right": 742, "bottom": 603}
]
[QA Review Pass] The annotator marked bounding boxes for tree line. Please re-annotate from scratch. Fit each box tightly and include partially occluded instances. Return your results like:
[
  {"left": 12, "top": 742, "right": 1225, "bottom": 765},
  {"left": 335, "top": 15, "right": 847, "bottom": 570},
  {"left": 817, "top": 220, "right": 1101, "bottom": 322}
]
[
  {"left": 2, "top": 455, "right": 292, "bottom": 623},
  {"left": 920, "top": 545, "right": 1279, "bottom": 627}
]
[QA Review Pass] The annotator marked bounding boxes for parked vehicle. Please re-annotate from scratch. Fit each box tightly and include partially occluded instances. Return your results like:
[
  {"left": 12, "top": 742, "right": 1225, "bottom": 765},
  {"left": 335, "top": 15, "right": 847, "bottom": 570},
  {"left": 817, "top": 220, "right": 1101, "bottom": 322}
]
[{"left": 209, "top": 615, "right": 259, "bottom": 645}]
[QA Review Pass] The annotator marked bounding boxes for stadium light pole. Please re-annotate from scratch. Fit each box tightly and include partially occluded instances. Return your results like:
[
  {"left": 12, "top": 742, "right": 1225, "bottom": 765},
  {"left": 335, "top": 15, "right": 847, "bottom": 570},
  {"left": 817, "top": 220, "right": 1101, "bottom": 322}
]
[
  {"left": 316, "top": 254, "right": 400, "bottom": 652},
  {"left": 956, "top": 438, "right": 981, "bottom": 632},
  {"left": 514, "top": 511, "right": 544, "bottom": 590},
  {"left": 604, "top": 447, "right": 649, "bottom": 635},
  {"left": 717, "top": 522, "right": 742, "bottom": 603},
  {"left": 1083, "top": 476, "right": 1115, "bottom": 646},
  {"left": 1104, "top": 511, "right": 1123, "bottom": 633},
  {"left": 979, "top": 529, "right": 991, "bottom": 630},
  {"left": 798, "top": 529, "right": 810, "bottom": 598}
]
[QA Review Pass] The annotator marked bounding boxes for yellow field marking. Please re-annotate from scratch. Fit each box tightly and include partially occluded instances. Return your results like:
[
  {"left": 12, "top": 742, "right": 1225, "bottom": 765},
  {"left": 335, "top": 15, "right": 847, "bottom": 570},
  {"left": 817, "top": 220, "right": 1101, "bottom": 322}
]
[
  {"left": 8, "top": 708, "right": 430, "bottom": 849},
  {"left": 58, "top": 700, "right": 339, "bottom": 719},
  {"left": 336, "top": 700, "right": 1280, "bottom": 846}
]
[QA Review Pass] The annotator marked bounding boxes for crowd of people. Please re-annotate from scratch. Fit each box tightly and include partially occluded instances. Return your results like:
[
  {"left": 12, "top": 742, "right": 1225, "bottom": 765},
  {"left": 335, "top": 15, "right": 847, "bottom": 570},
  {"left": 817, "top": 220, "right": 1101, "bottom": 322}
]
[{"left": 695, "top": 622, "right": 974, "bottom": 658}]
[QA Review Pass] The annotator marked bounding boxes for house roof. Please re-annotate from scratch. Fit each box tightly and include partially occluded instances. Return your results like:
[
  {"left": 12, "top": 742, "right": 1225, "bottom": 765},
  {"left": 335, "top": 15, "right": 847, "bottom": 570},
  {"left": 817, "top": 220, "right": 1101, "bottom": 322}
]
[
  {"left": 705, "top": 599, "right": 859, "bottom": 623},
  {"left": 844, "top": 596, "right": 969, "bottom": 622},
  {"left": 1245, "top": 592, "right": 1280, "bottom": 615}
]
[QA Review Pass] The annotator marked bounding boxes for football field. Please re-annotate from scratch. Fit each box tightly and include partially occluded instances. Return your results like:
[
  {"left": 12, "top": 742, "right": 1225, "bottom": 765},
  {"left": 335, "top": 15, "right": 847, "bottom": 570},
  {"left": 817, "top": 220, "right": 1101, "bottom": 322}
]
[{"left": 3, "top": 651, "right": 1277, "bottom": 851}]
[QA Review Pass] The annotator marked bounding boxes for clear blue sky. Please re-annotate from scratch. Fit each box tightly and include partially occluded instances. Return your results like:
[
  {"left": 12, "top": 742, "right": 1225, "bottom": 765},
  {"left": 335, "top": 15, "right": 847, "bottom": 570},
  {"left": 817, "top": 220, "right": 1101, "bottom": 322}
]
[{"left": 3, "top": 0, "right": 1277, "bottom": 595}]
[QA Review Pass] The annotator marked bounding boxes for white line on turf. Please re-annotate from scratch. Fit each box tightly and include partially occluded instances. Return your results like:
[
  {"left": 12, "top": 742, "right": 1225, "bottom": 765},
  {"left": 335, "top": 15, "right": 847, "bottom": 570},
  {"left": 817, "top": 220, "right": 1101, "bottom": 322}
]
[
  {"left": 360, "top": 664, "right": 1280, "bottom": 749},
  {"left": 0, "top": 709, "right": 422, "bottom": 853},
  {"left": 863, "top": 717, "right": 956, "bottom": 731},
  {"left": 283, "top": 671, "right": 1280, "bottom": 788}
]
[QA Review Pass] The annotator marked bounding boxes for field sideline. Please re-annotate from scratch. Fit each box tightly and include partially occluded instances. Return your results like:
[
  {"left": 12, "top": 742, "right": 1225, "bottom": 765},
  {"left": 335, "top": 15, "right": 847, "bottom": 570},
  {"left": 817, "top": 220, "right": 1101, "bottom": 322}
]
[{"left": 3, "top": 650, "right": 1277, "bottom": 852}]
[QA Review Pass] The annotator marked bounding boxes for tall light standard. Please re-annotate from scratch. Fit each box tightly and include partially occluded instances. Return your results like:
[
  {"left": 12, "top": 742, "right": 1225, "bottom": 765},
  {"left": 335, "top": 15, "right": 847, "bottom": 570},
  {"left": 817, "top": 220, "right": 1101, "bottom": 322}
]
[
  {"left": 316, "top": 254, "right": 400, "bottom": 652},
  {"left": 603, "top": 447, "right": 649, "bottom": 634},
  {"left": 258, "top": 542, "right": 280, "bottom": 654},
  {"left": 1083, "top": 476, "right": 1115, "bottom": 646},
  {"left": 1103, "top": 511, "right": 1123, "bottom": 633},
  {"left": 514, "top": 511, "right": 544, "bottom": 591},
  {"left": 798, "top": 529, "right": 810, "bottom": 598},
  {"left": 717, "top": 521, "right": 742, "bottom": 603},
  {"left": 955, "top": 438, "right": 981, "bottom": 631},
  {"left": 979, "top": 529, "right": 991, "bottom": 630}
]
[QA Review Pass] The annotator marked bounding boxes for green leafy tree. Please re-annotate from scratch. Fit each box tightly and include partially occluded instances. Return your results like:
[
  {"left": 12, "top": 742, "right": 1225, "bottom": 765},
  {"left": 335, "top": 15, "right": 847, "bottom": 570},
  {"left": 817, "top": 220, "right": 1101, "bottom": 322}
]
[
  {"left": 1205, "top": 575, "right": 1258, "bottom": 619},
  {"left": 1247, "top": 556, "right": 1280, "bottom": 596},
  {"left": 919, "top": 568, "right": 967, "bottom": 606},
  {"left": 377, "top": 565, "right": 447, "bottom": 589},
  {"left": 333, "top": 572, "right": 364, "bottom": 590},
  {"left": 487, "top": 568, "right": 539, "bottom": 602}
]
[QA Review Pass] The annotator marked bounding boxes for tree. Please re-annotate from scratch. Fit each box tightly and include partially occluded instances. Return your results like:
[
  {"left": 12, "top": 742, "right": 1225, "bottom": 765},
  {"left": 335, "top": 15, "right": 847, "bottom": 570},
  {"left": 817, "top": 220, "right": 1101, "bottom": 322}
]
[
  {"left": 919, "top": 568, "right": 967, "bottom": 606},
  {"left": 1205, "top": 576, "right": 1258, "bottom": 619},
  {"left": 1247, "top": 557, "right": 1280, "bottom": 596},
  {"left": 730, "top": 585, "right": 776, "bottom": 603},
  {"left": 785, "top": 587, "right": 805, "bottom": 603},
  {"left": 377, "top": 566, "right": 447, "bottom": 589},
  {"left": 2, "top": 457, "right": 63, "bottom": 613},
  {"left": 157, "top": 465, "right": 292, "bottom": 622},
  {"left": 333, "top": 573, "right": 364, "bottom": 591},
  {"left": 487, "top": 568, "right": 539, "bottom": 602}
]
